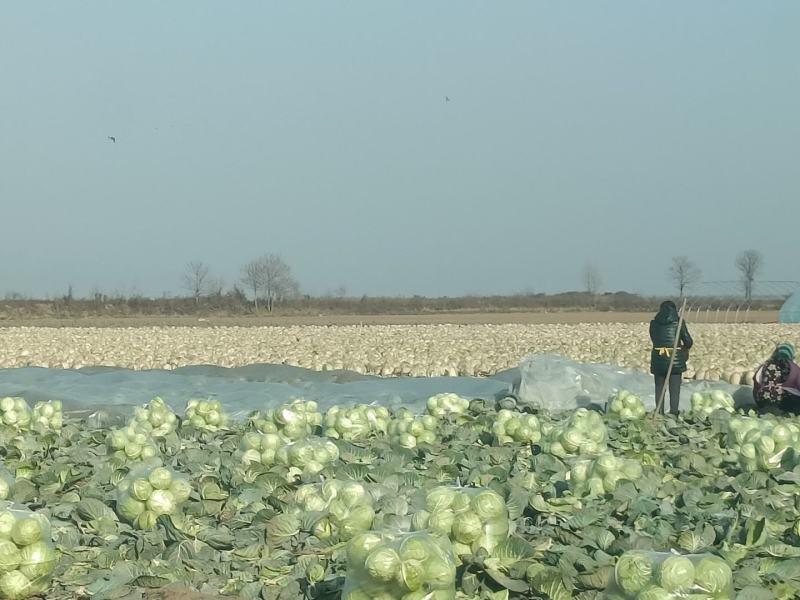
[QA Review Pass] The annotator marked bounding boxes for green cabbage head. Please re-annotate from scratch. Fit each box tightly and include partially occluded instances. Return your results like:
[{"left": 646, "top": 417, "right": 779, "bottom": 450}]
[{"left": 614, "top": 551, "right": 654, "bottom": 595}]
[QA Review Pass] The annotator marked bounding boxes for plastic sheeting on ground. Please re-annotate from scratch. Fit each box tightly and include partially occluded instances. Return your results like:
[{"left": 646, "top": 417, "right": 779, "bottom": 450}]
[
  {"left": 0, "top": 363, "right": 515, "bottom": 419},
  {"left": 517, "top": 354, "right": 756, "bottom": 411},
  {"left": 0, "top": 354, "right": 755, "bottom": 421}
]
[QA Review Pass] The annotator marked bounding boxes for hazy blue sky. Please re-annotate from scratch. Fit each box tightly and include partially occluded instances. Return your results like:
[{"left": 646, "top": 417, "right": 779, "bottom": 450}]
[{"left": 1, "top": 2, "right": 798, "bottom": 299}]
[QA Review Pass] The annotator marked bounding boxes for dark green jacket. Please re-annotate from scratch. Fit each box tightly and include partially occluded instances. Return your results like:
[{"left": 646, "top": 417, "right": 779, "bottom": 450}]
[{"left": 649, "top": 315, "right": 693, "bottom": 375}]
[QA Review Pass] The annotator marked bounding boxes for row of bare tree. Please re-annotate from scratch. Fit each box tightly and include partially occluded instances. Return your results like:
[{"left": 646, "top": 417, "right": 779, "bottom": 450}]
[
  {"left": 182, "top": 254, "right": 299, "bottom": 312},
  {"left": 584, "top": 250, "right": 764, "bottom": 300}
]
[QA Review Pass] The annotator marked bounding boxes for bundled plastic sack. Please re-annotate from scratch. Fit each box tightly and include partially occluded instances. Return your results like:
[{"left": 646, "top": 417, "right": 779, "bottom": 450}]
[
  {"left": 0, "top": 398, "right": 32, "bottom": 432},
  {"left": 543, "top": 408, "right": 608, "bottom": 458},
  {"left": 492, "top": 410, "right": 542, "bottom": 445},
  {"left": 426, "top": 393, "right": 470, "bottom": 418},
  {"left": 725, "top": 416, "right": 800, "bottom": 472},
  {"left": 411, "top": 486, "right": 510, "bottom": 557},
  {"left": 30, "top": 401, "right": 62, "bottom": 433},
  {"left": 239, "top": 434, "right": 339, "bottom": 478},
  {"left": 569, "top": 452, "right": 643, "bottom": 497},
  {"left": 342, "top": 530, "right": 456, "bottom": 600},
  {"left": 0, "top": 505, "right": 58, "bottom": 599},
  {"left": 129, "top": 397, "right": 178, "bottom": 437},
  {"left": 115, "top": 464, "right": 191, "bottom": 530},
  {"left": 387, "top": 409, "right": 438, "bottom": 448},
  {"left": 183, "top": 399, "right": 230, "bottom": 432},
  {"left": 323, "top": 404, "right": 390, "bottom": 441},
  {"left": 106, "top": 425, "right": 160, "bottom": 467},
  {"left": 604, "top": 550, "right": 733, "bottom": 599},
  {"left": 606, "top": 391, "right": 646, "bottom": 421},
  {"left": 689, "top": 391, "right": 735, "bottom": 421},
  {"left": 250, "top": 399, "right": 322, "bottom": 441},
  {"left": 292, "top": 480, "right": 375, "bottom": 541}
]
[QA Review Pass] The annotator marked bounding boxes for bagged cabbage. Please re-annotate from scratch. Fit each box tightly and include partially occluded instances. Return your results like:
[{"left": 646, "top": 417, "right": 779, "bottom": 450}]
[
  {"left": 324, "top": 404, "right": 390, "bottom": 441},
  {"left": 569, "top": 452, "right": 643, "bottom": 497},
  {"left": 107, "top": 425, "right": 160, "bottom": 467},
  {"left": 690, "top": 390, "right": 735, "bottom": 420},
  {"left": 0, "top": 507, "right": 58, "bottom": 599},
  {"left": 115, "top": 464, "right": 191, "bottom": 529},
  {"left": 130, "top": 397, "right": 178, "bottom": 437},
  {"left": 725, "top": 416, "right": 800, "bottom": 472},
  {"left": 411, "top": 486, "right": 510, "bottom": 557},
  {"left": 426, "top": 393, "right": 470, "bottom": 418},
  {"left": 604, "top": 550, "right": 733, "bottom": 599},
  {"left": 30, "top": 401, "right": 62, "bottom": 433},
  {"left": 292, "top": 480, "right": 375, "bottom": 541},
  {"left": 387, "top": 409, "right": 438, "bottom": 448},
  {"left": 239, "top": 434, "right": 339, "bottom": 478},
  {"left": 607, "top": 390, "right": 646, "bottom": 421},
  {"left": 492, "top": 409, "right": 541, "bottom": 445},
  {"left": 544, "top": 408, "right": 608, "bottom": 458},
  {"left": 0, "top": 398, "right": 31, "bottom": 432},
  {"left": 342, "top": 530, "right": 456, "bottom": 600},
  {"left": 183, "top": 399, "right": 230, "bottom": 432},
  {"left": 250, "top": 399, "right": 322, "bottom": 441}
]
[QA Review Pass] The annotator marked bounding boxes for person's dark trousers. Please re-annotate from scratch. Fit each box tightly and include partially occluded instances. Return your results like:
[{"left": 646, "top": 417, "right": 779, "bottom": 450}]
[{"left": 654, "top": 373, "right": 682, "bottom": 414}]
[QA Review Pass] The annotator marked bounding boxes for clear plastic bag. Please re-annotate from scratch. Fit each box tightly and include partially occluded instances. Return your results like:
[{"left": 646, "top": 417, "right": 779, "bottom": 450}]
[
  {"left": 542, "top": 408, "right": 608, "bottom": 458},
  {"left": 106, "top": 424, "right": 160, "bottom": 468},
  {"left": 0, "top": 504, "right": 58, "bottom": 599},
  {"left": 387, "top": 409, "right": 439, "bottom": 449},
  {"left": 129, "top": 397, "right": 178, "bottom": 437},
  {"left": 249, "top": 399, "right": 322, "bottom": 441},
  {"left": 725, "top": 416, "right": 800, "bottom": 472},
  {"left": 606, "top": 390, "right": 646, "bottom": 421},
  {"left": 410, "top": 486, "right": 511, "bottom": 558},
  {"left": 238, "top": 434, "right": 340, "bottom": 480},
  {"left": 30, "top": 401, "right": 62, "bottom": 434},
  {"left": 492, "top": 410, "right": 542, "bottom": 445},
  {"left": 604, "top": 550, "right": 733, "bottom": 599},
  {"left": 342, "top": 530, "right": 457, "bottom": 600},
  {"left": 292, "top": 480, "right": 375, "bottom": 542},
  {"left": 0, "top": 398, "right": 32, "bottom": 432},
  {"left": 323, "top": 404, "right": 390, "bottom": 441},
  {"left": 115, "top": 463, "right": 191, "bottom": 530},
  {"left": 183, "top": 398, "right": 230, "bottom": 432},
  {"left": 689, "top": 391, "right": 735, "bottom": 421},
  {"left": 568, "top": 452, "right": 643, "bottom": 498}
]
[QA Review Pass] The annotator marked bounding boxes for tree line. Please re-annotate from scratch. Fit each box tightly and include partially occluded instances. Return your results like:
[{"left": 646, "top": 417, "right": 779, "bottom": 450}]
[{"left": 583, "top": 249, "right": 765, "bottom": 301}]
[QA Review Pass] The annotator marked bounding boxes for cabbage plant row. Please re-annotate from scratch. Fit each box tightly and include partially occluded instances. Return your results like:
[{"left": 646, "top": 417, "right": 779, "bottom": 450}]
[{"left": 0, "top": 392, "right": 796, "bottom": 599}]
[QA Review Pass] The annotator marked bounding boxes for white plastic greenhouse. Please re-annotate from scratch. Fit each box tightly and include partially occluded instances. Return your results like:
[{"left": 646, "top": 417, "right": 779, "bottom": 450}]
[{"left": 779, "top": 291, "right": 800, "bottom": 323}]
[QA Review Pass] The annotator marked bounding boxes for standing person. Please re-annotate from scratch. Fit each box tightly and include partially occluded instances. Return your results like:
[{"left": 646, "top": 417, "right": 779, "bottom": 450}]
[
  {"left": 753, "top": 342, "right": 800, "bottom": 415},
  {"left": 649, "top": 300, "right": 693, "bottom": 414}
]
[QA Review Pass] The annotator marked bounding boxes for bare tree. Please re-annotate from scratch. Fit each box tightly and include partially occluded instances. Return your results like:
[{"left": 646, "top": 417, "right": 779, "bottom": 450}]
[
  {"left": 241, "top": 259, "right": 265, "bottom": 311},
  {"left": 583, "top": 263, "right": 602, "bottom": 296},
  {"left": 182, "top": 261, "right": 210, "bottom": 305},
  {"left": 241, "top": 254, "right": 299, "bottom": 312},
  {"left": 736, "top": 250, "right": 763, "bottom": 302},
  {"left": 669, "top": 256, "right": 701, "bottom": 298},
  {"left": 207, "top": 276, "right": 225, "bottom": 298}
]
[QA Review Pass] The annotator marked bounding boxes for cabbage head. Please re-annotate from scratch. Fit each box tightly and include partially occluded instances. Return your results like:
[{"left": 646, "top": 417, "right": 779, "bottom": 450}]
[
  {"left": 365, "top": 547, "right": 401, "bottom": 582},
  {"left": 0, "top": 570, "right": 32, "bottom": 600},
  {"left": 11, "top": 519, "right": 42, "bottom": 547},
  {"left": 694, "top": 556, "right": 732, "bottom": 595},
  {"left": 657, "top": 556, "right": 695, "bottom": 593},
  {"left": 0, "top": 541, "right": 21, "bottom": 574},
  {"left": 614, "top": 551, "right": 654, "bottom": 595},
  {"left": 18, "top": 541, "right": 56, "bottom": 580},
  {"left": 637, "top": 585, "right": 672, "bottom": 600},
  {"left": 471, "top": 490, "right": 505, "bottom": 521}
]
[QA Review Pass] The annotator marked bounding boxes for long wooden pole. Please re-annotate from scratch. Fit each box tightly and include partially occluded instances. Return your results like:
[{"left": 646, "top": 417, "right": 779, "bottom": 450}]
[{"left": 653, "top": 296, "right": 689, "bottom": 418}]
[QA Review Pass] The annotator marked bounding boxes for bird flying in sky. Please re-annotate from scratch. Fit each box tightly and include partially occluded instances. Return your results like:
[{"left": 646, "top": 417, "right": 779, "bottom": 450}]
[
  {"left": 108, "top": 136, "right": 116, "bottom": 143},
  {"left": 445, "top": 96, "right": 450, "bottom": 102}
]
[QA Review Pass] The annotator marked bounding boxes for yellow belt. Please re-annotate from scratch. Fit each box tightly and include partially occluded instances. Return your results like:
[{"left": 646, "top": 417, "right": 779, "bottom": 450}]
[{"left": 654, "top": 347, "right": 678, "bottom": 357}]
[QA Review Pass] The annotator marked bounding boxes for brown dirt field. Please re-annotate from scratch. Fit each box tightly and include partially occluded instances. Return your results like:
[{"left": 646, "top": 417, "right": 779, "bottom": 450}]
[{"left": 0, "top": 310, "right": 779, "bottom": 328}]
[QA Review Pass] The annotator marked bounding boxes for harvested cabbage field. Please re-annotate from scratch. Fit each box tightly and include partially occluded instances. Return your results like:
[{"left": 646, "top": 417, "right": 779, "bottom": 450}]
[
  {"left": 0, "top": 322, "right": 798, "bottom": 599},
  {"left": 1, "top": 322, "right": 798, "bottom": 382}
]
